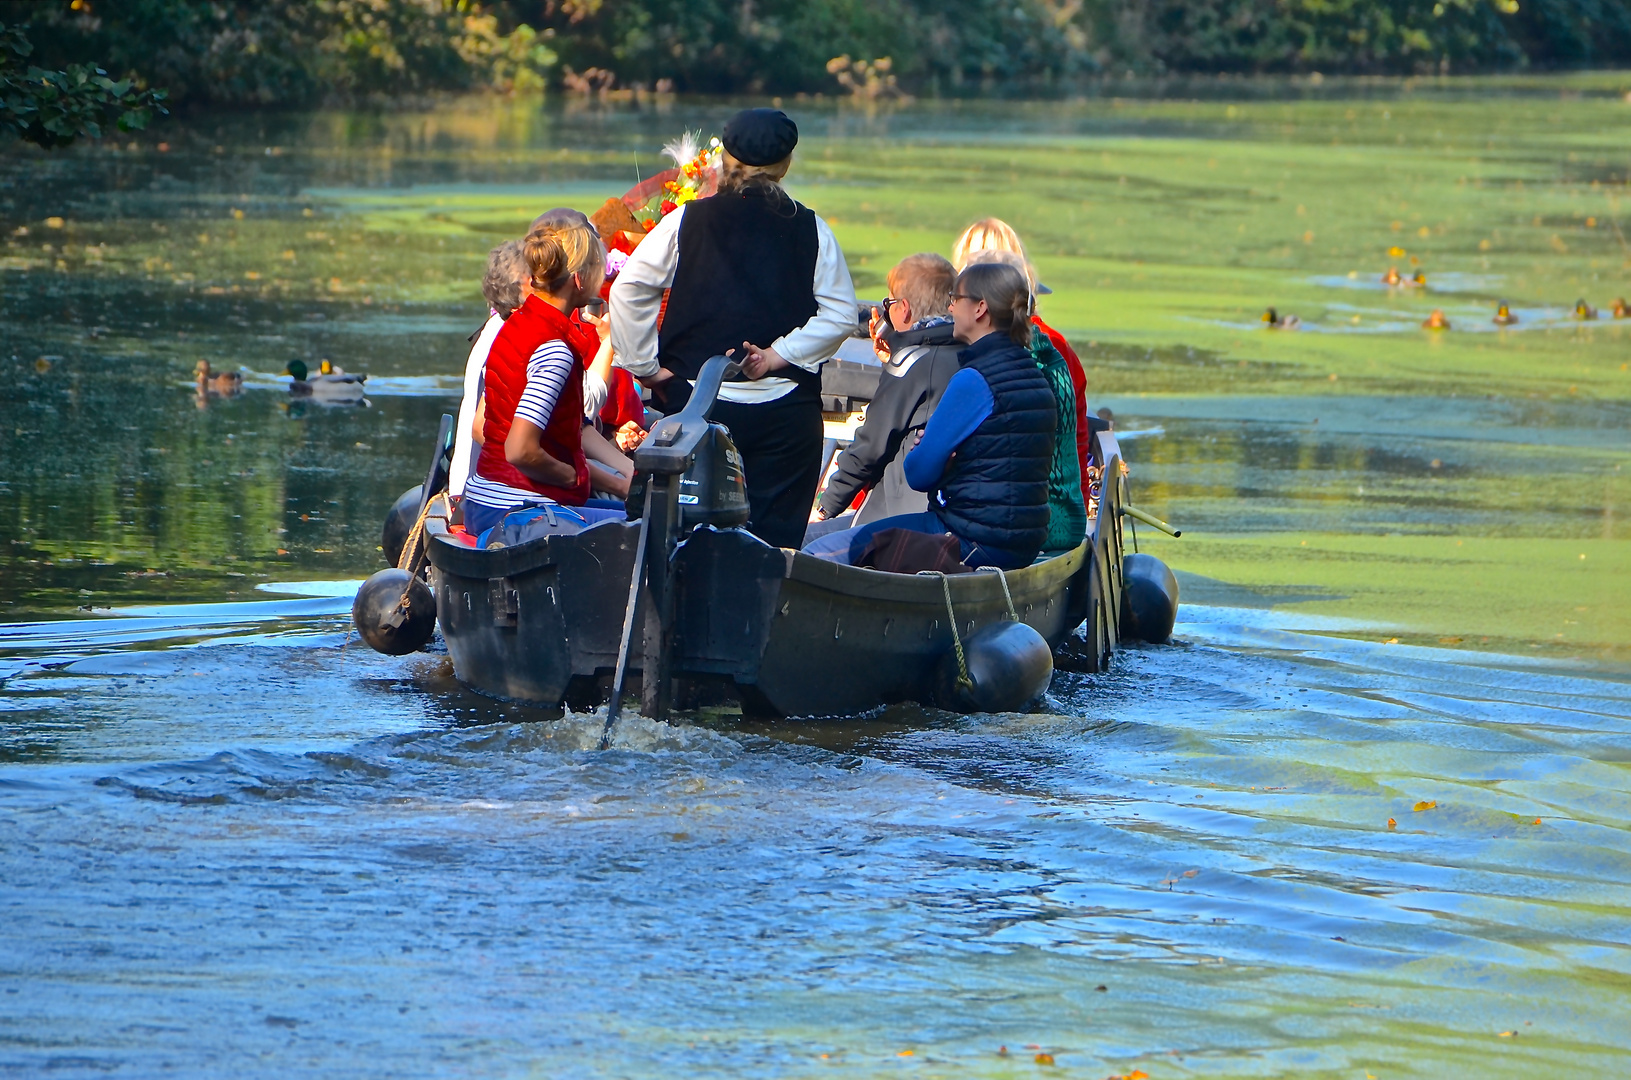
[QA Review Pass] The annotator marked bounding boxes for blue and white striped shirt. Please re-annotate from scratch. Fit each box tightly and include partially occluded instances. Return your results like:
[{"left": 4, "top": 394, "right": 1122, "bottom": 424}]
[{"left": 463, "top": 339, "right": 580, "bottom": 511}]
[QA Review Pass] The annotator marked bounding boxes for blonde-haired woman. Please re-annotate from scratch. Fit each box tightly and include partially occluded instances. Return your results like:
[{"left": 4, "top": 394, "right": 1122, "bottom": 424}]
[
  {"left": 462, "top": 218, "right": 625, "bottom": 538},
  {"left": 952, "top": 218, "right": 1092, "bottom": 508}
]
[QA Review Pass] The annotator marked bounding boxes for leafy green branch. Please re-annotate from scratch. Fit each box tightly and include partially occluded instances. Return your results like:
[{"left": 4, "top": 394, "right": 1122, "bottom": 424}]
[{"left": 1, "top": 22, "right": 168, "bottom": 149}]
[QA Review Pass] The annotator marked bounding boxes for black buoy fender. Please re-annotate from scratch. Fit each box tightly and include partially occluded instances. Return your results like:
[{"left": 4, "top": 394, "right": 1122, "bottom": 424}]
[
  {"left": 933, "top": 619, "right": 1054, "bottom": 713},
  {"left": 353, "top": 568, "right": 436, "bottom": 655},
  {"left": 1121, "top": 553, "right": 1180, "bottom": 644},
  {"left": 382, "top": 485, "right": 423, "bottom": 568}
]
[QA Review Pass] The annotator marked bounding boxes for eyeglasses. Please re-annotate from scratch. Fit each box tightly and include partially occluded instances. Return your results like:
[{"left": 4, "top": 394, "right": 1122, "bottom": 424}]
[
  {"left": 880, "top": 297, "right": 902, "bottom": 318},
  {"left": 949, "top": 292, "right": 980, "bottom": 304}
]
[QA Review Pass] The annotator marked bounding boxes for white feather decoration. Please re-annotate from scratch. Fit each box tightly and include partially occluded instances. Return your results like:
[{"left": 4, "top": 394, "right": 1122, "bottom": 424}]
[{"left": 661, "top": 130, "right": 703, "bottom": 169}]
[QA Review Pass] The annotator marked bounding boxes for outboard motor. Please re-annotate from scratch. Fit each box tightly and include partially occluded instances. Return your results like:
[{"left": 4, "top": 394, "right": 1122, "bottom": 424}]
[{"left": 676, "top": 423, "right": 749, "bottom": 530}]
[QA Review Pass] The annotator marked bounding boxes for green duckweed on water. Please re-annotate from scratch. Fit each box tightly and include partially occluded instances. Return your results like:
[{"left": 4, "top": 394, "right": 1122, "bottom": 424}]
[{"left": 3, "top": 83, "right": 1626, "bottom": 657}]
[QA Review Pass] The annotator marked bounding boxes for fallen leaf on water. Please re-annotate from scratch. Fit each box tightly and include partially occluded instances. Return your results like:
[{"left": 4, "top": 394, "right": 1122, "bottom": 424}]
[
  {"left": 1497, "top": 1030, "right": 1516, "bottom": 1037},
  {"left": 1533, "top": 818, "right": 1541, "bottom": 825},
  {"left": 1383, "top": 637, "right": 1400, "bottom": 644},
  {"left": 897, "top": 1050, "right": 913, "bottom": 1056},
  {"left": 1413, "top": 800, "right": 1436, "bottom": 812},
  {"left": 1034, "top": 1052, "right": 1055, "bottom": 1065},
  {"left": 819, "top": 1053, "right": 829, "bottom": 1059},
  {"left": 997, "top": 1046, "right": 1008, "bottom": 1055},
  {"left": 1129, "top": 1071, "right": 1148, "bottom": 1079},
  {"left": 1386, "top": 817, "right": 1397, "bottom": 829},
  {"left": 1182, "top": 869, "right": 1198, "bottom": 878}
]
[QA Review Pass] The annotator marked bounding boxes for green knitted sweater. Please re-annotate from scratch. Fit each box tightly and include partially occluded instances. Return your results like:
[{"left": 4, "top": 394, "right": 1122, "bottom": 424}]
[{"left": 1032, "top": 334, "right": 1087, "bottom": 553}]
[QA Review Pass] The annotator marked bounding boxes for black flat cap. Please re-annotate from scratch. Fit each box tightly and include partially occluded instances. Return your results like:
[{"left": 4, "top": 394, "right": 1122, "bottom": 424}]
[{"left": 722, "top": 108, "right": 798, "bottom": 166}]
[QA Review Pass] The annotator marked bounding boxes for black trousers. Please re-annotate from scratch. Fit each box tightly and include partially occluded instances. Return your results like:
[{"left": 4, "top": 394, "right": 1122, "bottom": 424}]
[{"left": 710, "top": 392, "right": 824, "bottom": 550}]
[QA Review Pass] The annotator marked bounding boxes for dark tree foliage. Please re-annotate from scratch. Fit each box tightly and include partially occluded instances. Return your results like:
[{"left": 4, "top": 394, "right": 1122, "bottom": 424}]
[
  {"left": 2, "top": 0, "right": 555, "bottom": 106},
  {"left": 1118, "top": 0, "right": 1631, "bottom": 74},
  {"left": 521, "top": 0, "right": 1093, "bottom": 93},
  {"left": 0, "top": 21, "right": 168, "bottom": 147},
  {"left": 1, "top": 0, "right": 1628, "bottom": 109}
]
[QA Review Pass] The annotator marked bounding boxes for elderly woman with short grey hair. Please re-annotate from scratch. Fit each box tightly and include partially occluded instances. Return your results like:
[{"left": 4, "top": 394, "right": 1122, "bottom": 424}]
[{"left": 450, "top": 240, "right": 529, "bottom": 499}]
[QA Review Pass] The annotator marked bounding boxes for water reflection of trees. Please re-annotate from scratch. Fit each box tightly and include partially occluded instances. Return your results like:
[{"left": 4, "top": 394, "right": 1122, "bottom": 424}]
[
  {"left": 1124, "top": 418, "right": 1626, "bottom": 538},
  {"left": 0, "top": 346, "right": 443, "bottom": 611}
]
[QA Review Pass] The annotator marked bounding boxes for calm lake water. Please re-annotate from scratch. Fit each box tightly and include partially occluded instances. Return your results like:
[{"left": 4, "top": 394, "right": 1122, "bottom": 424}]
[{"left": 2, "top": 90, "right": 1629, "bottom": 1077}]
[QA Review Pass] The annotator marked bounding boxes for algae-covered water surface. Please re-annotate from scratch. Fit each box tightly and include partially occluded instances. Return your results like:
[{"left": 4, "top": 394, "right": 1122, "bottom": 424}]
[{"left": 1, "top": 83, "right": 1629, "bottom": 1077}]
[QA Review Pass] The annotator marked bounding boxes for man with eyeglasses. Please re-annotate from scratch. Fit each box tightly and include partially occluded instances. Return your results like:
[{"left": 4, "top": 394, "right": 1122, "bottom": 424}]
[{"left": 814, "top": 252, "right": 961, "bottom": 526}]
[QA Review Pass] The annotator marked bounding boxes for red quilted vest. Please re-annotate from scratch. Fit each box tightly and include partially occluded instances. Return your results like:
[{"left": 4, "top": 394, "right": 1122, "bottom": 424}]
[{"left": 476, "top": 295, "right": 591, "bottom": 505}]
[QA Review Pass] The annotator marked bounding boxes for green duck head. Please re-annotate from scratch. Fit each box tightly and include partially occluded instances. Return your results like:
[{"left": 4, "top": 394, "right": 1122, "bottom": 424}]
[{"left": 286, "top": 359, "right": 309, "bottom": 382}]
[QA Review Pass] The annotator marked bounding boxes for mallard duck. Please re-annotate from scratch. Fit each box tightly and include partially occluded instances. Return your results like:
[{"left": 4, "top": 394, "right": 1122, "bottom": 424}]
[
  {"left": 286, "top": 358, "right": 367, "bottom": 399},
  {"left": 1381, "top": 266, "right": 1404, "bottom": 286},
  {"left": 195, "top": 359, "right": 243, "bottom": 396},
  {"left": 1613, "top": 298, "right": 1629, "bottom": 318},
  {"left": 1262, "top": 307, "right": 1301, "bottom": 329},
  {"left": 1574, "top": 298, "right": 1598, "bottom": 320},
  {"left": 1422, "top": 309, "right": 1450, "bottom": 330},
  {"left": 1493, "top": 301, "right": 1518, "bottom": 326}
]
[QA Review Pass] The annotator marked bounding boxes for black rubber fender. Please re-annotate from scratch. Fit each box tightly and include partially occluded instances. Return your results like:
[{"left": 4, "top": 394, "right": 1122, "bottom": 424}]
[
  {"left": 1121, "top": 553, "right": 1179, "bottom": 643},
  {"left": 933, "top": 619, "right": 1054, "bottom": 713},
  {"left": 381, "top": 485, "right": 423, "bottom": 568},
  {"left": 353, "top": 568, "right": 436, "bottom": 655}
]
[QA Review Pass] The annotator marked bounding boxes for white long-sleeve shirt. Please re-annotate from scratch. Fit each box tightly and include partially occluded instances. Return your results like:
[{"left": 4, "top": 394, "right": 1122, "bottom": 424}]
[
  {"left": 608, "top": 201, "right": 858, "bottom": 405},
  {"left": 449, "top": 310, "right": 503, "bottom": 498}
]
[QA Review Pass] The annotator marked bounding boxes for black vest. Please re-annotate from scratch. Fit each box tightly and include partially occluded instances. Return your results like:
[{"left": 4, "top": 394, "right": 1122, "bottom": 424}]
[
  {"left": 658, "top": 187, "right": 822, "bottom": 400},
  {"left": 933, "top": 332, "right": 1056, "bottom": 557}
]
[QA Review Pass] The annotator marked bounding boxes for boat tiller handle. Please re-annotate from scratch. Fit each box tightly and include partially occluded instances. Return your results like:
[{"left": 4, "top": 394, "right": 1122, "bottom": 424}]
[
  {"left": 1121, "top": 504, "right": 1181, "bottom": 538},
  {"left": 633, "top": 355, "right": 741, "bottom": 477}
]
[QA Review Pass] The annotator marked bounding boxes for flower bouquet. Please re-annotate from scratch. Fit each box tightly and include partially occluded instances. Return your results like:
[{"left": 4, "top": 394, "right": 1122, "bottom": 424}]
[{"left": 590, "top": 130, "right": 721, "bottom": 261}]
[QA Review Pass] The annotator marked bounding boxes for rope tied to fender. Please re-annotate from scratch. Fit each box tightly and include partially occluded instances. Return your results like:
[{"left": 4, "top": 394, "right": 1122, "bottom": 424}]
[
  {"left": 395, "top": 491, "right": 449, "bottom": 575},
  {"left": 918, "top": 570, "right": 973, "bottom": 693},
  {"left": 384, "top": 491, "right": 450, "bottom": 628},
  {"left": 975, "top": 566, "right": 1017, "bottom": 621}
]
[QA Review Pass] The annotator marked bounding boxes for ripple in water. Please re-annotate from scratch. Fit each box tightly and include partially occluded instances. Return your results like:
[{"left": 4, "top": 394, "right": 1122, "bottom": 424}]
[{"left": 1, "top": 593, "right": 1627, "bottom": 1077}]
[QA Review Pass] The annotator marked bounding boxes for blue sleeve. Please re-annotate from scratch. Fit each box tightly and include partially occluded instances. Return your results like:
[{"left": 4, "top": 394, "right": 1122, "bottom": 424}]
[{"left": 903, "top": 368, "right": 993, "bottom": 492}]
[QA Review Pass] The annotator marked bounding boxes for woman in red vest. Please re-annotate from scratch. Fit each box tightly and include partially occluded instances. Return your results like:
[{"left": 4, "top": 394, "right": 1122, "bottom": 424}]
[{"left": 462, "top": 218, "right": 627, "bottom": 538}]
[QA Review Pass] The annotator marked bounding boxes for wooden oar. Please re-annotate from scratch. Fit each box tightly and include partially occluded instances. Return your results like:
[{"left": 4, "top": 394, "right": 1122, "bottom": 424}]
[{"left": 599, "top": 481, "right": 653, "bottom": 749}]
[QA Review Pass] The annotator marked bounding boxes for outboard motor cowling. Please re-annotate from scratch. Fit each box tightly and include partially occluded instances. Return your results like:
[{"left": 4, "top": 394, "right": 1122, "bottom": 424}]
[{"left": 677, "top": 422, "right": 749, "bottom": 529}]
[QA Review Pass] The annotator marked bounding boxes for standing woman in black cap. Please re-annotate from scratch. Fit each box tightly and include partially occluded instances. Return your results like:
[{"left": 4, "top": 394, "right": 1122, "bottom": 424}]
[{"left": 610, "top": 107, "right": 857, "bottom": 549}]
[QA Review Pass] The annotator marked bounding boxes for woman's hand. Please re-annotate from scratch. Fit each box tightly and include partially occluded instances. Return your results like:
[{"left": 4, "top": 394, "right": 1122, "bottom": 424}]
[
  {"left": 614, "top": 420, "right": 647, "bottom": 453},
  {"left": 738, "top": 341, "right": 788, "bottom": 381},
  {"left": 582, "top": 308, "right": 612, "bottom": 343},
  {"left": 588, "top": 460, "right": 631, "bottom": 499}
]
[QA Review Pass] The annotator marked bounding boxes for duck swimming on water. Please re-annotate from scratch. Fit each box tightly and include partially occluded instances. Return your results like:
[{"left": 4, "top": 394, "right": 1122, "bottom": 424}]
[
  {"left": 1493, "top": 301, "right": 1518, "bottom": 326},
  {"left": 1261, "top": 307, "right": 1301, "bottom": 329},
  {"left": 195, "top": 359, "right": 243, "bottom": 396},
  {"left": 1422, "top": 309, "right": 1451, "bottom": 330},
  {"left": 1381, "top": 266, "right": 1403, "bottom": 286},
  {"left": 1574, "top": 298, "right": 1598, "bottom": 320},
  {"left": 286, "top": 358, "right": 367, "bottom": 399},
  {"left": 1613, "top": 298, "right": 1628, "bottom": 318}
]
